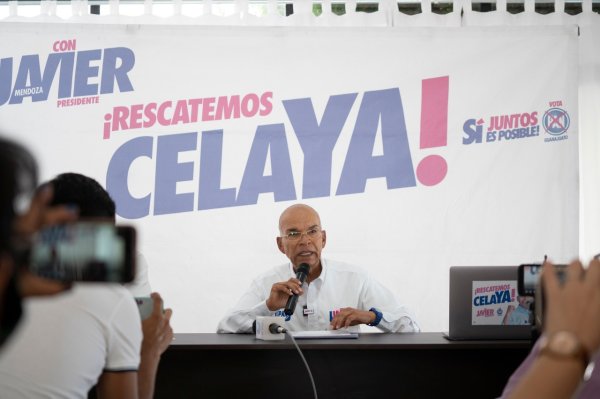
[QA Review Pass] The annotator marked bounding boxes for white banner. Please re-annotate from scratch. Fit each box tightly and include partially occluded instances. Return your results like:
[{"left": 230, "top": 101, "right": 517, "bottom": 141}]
[{"left": 0, "top": 23, "right": 579, "bottom": 332}]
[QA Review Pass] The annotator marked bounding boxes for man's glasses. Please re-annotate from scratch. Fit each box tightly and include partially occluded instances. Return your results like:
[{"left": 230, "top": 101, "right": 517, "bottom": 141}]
[{"left": 282, "top": 226, "right": 322, "bottom": 241}]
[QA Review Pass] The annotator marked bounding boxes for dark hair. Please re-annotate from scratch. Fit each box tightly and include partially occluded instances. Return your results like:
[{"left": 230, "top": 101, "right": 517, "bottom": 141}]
[
  {"left": 0, "top": 137, "right": 38, "bottom": 252},
  {"left": 49, "top": 173, "right": 116, "bottom": 221}
]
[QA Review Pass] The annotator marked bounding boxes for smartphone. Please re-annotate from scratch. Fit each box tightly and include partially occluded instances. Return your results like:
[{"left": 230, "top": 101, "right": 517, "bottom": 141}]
[
  {"left": 517, "top": 264, "right": 542, "bottom": 296},
  {"left": 135, "top": 297, "right": 155, "bottom": 320},
  {"left": 518, "top": 263, "right": 567, "bottom": 296},
  {"left": 29, "top": 222, "right": 136, "bottom": 283}
]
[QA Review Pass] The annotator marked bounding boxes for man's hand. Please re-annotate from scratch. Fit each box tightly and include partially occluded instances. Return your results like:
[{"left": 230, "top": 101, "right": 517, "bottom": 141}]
[
  {"left": 330, "top": 307, "right": 376, "bottom": 330},
  {"left": 13, "top": 184, "right": 77, "bottom": 238},
  {"left": 266, "top": 278, "right": 304, "bottom": 311},
  {"left": 138, "top": 292, "right": 173, "bottom": 399},
  {"left": 502, "top": 304, "right": 515, "bottom": 325}
]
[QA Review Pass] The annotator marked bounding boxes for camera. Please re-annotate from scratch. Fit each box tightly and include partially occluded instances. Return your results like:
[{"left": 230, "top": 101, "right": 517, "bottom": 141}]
[{"left": 28, "top": 222, "right": 136, "bottom": 283}]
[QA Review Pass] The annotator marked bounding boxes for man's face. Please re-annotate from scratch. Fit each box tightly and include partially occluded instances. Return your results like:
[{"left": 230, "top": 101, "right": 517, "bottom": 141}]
[
  {"left": 276, "top": 206, "right": 326, "bottom": 272},
  {"left": 518, "top": 296, "right": 533, "bottom": 308}
]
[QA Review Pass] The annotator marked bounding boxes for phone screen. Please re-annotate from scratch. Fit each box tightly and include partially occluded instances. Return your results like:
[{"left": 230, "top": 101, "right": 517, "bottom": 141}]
[
  {"left": 29, "top": 222, "right": 136, "bottom": 283},
  {"left": 518, "top": 264, "right": 541, "bottom": 296},
  {"left": 518, "top": 263, "right": 567, "bottom": 296}
]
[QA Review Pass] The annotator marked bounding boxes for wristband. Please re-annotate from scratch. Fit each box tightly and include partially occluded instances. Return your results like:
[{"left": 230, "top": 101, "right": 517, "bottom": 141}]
[{"left": 367, "top": 307, "right": 383, "bottom": 326}]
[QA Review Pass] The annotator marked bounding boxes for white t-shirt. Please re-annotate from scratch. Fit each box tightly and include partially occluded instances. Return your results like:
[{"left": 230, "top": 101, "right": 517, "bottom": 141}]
[
  {"left": 217, "top": 258, "right": 420, "bottom": 333},
  {"left": 0, "top": 284, "right": 142, "bottom": 399}
]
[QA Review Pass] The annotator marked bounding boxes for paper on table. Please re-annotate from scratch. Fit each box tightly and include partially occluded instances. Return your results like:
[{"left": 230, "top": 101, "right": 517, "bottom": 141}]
[{"left": 290, "top": 330, "right": 359, "bottom": 339}]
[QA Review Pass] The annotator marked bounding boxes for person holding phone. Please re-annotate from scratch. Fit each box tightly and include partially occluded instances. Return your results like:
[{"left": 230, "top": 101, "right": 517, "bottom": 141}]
[
  {"left": 0, "top": 137, "right": 77, "bottom": 346},
  {"left": 47, "top": 172, "right": 152, "bottom": 296},
  {"left": 0, "top": 173, "right": 173, "bottom": 399},
  {"left": 500, "top": 260, "right": 600, "bottom": 399}
]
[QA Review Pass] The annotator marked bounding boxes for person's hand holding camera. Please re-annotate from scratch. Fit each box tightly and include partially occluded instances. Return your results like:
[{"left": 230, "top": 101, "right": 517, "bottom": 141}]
[{"left": 542, "top": 259, "right": 600, "bottom": 359}]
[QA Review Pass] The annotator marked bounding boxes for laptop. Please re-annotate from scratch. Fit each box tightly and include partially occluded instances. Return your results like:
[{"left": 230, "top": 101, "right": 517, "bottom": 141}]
[{"left": 445, "top": 266, "right": 533, "bottom": 340}]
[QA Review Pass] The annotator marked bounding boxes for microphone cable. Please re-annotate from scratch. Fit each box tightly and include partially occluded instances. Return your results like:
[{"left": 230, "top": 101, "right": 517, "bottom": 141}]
[{"left": 283, "top": 329, "right": 318, "bottom": 399}]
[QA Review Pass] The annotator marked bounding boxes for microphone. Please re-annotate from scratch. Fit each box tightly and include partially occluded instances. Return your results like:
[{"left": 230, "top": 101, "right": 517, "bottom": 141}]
[
  {"left": 269, "top": 323, "right": 287, "bottom": 334},
  {"left": 255, "top": 316, "right": 287, "bottom": 340},
  {"left": 284, "top": 263, "right": 310, "bottom": 316},
  {"left": 252, "top": 320, "right": 286, "bottom": 334}
]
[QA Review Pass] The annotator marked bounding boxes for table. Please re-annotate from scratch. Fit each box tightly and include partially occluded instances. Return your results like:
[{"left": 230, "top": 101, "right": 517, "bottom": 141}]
[{"left": 154, "top": 332, "right": 532, "bottom": 399}]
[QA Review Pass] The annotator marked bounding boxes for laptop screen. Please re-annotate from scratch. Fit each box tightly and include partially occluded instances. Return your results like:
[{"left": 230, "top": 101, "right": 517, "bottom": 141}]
[{"left": 448, "top": 266, "right": 533, "bottom": 340}]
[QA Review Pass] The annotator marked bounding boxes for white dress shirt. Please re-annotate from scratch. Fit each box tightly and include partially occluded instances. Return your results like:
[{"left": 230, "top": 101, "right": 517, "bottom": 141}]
[{"left": 217, "top": 258, "right": 419, "bottom": 333}]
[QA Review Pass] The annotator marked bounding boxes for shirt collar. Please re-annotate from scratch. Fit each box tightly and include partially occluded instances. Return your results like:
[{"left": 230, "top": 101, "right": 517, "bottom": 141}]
[{"left": 288, "top": 258, "right": 327, "bottom": 286}]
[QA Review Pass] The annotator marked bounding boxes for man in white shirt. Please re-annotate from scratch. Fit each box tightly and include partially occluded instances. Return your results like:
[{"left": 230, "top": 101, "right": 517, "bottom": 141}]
[{"left": 218, "top": 204, "right": 419, "bottom": 333}]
